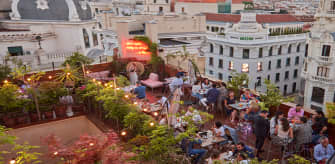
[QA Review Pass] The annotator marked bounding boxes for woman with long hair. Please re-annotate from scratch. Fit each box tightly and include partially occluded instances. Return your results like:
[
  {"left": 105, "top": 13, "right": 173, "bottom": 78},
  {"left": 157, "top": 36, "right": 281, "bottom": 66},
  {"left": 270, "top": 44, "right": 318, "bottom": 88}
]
[
  {"left": 270, "top": 111, "right": 284, "bottom": 135},
  {"left": 275, "top": 117, "right": 293, "bottom": 139}
]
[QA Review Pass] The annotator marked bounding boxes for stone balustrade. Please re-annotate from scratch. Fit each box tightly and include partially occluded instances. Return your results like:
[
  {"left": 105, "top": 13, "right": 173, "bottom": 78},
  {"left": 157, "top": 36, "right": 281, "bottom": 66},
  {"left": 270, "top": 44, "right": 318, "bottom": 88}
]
[
  {"left": 0, "top": 31, "right": 56, "bottom": 42},
  {"left": 46, "top": 51, "right": 74, "bottom": 63},
  {"left": 311, "top": 75, "right": 335, "bottom": 84}
]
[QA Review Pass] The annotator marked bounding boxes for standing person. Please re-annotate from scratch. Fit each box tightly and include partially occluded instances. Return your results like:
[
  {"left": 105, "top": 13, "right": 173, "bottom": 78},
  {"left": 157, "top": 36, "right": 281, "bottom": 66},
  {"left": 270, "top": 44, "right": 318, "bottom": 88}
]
[
  {"left": 217, "top": 82, "right": 228, "bottom": 113},
  {"left": 253, "top": 110, "right": 270, "bottom": 157},
  {"left": 133, "top": 81, "right": 146, "bottom": 99},
  {"left": 169, "top": 74, "right": 183, "bottom": 93},
  {"left": 288, "top": 104, "right": 304, "bottom": 121},
  {"left": 292, "top": 117, "right": 313, "bottom": 151},
  {"left": 128, "top": 63, "right": 138, "bottom": 85},
  {"left": 201, "top": 78, "right": 211, "bottom": 90},
  {"left": 270, "top": 111, "right": 284, "bottom": 136},
  {"left": 314, "top": 137, "right": 335, "bottom": 164},
  {"left": 200, "top": 83, "right": 220, "bottom": 110},
  {"left": 312, "top": 111, "right": 328, "bottom": 144},
  {"left": 274, "top": 117, "right": 293, "bottom": 139}
]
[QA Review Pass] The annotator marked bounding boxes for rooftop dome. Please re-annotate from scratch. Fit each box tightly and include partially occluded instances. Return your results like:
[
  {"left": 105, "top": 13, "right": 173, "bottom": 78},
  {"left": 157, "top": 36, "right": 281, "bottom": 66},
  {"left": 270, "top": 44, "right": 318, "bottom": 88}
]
[{"left": 11, "top": 0, "right": 92, "bottom": 21}]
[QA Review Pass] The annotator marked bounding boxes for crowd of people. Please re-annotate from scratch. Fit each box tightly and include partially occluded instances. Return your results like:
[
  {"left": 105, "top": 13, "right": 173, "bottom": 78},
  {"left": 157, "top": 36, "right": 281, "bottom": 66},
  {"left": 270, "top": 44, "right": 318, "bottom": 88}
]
[{"left": 130, "top": 73, "right": 334, "bottom": 164}]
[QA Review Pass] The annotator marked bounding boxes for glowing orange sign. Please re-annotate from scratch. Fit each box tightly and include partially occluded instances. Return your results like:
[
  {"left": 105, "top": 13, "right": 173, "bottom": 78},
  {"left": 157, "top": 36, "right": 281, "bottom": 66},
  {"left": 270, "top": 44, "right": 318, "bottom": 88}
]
[{"left": 125, "top": 40, "right": 151, "bottom": 56}]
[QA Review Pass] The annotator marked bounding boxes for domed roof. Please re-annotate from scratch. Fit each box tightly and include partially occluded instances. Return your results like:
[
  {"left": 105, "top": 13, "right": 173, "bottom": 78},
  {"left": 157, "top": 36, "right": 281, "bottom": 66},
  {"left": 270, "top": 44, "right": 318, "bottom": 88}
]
[{"left": 14, "top": 0, "right": 92, "bottom": 21}]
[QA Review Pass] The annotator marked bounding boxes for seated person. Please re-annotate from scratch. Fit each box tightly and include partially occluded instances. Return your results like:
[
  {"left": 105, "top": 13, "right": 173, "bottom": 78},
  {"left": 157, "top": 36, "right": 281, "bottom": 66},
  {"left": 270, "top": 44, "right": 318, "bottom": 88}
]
[
  {"left": 133, "top": 81, "right": 146, "bottom": 99},
  {"left": 206, "top": 150, "right": 222, "bottom": 164},
  {"left": 288, "top": 104, "right": 304, "bottom": 121},
  {"left": 312, "top": 111, "right": 328, "bottom": 144},
  {"left": 236, "top": 153, "right": 249, "bottom": 164},
  {"left": 201, "top": 78, "right": 212, "bottom": 90},
  {"left": 200, "top": 84, "right": 220, "bottom": 109},
  {"left": 243, "top": 101, "right": 260, "bottom": 121},
  {"left": 224, "top": 125, "right": 239, "bottom": 144},
  {"left": 187, "top": 137, "right": 207, "bottom": 164},
  {"left": 240, "top": 89, "right": 254, "bottom": 103},
  {"left": 233, "top": 142, "right": 255, "bottom": 159},
  {"left": 314, "top": 136, "right": 335, "bottom": 164},
  {"left": 191, "top": 81, "right": 202, "bottom": 100},
  {"left": 292, "top": 117, "right": 313, "bottom": 151},
  {"left": 225, "top": 91, "right": 237, "bottom": 122},
  {"left": 213, "top": 121, "right": 225, "bottom": 138},
  {"left": 169, "top": 74, "right": 183, "bottom": 93}
]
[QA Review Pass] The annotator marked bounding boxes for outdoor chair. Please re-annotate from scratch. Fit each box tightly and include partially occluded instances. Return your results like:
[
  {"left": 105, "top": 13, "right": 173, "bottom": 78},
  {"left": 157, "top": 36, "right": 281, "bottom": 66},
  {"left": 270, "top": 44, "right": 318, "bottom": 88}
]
[
  {"left": 266, "top": 136, "right": 293, "bottom": 161},
  {"left": 141, "top": 73, "right": 164, "bottom": 92}
]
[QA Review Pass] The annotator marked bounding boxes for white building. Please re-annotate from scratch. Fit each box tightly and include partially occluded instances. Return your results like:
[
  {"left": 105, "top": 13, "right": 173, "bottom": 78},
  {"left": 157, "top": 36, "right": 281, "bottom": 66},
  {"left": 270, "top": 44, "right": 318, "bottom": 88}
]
[
  {"left": 204, "top": 12, "right": 308, "bottom": 94},
  {"left": 302, "top": 0, "right": 335, "bottom": 111},
  {"left": 0, "top": 0, "right": 103, "bottom": 71}
]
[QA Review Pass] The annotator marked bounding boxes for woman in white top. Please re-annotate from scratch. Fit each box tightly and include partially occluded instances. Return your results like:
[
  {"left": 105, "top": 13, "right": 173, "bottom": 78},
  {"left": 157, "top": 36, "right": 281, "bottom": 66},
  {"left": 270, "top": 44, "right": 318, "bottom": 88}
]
[
  {"left": 275, "top": 117, "right": 293, "bottom": 139},
  {"left": 270, "top": 111, "right": 284, "bottom": 136},
  {"left": 191, "top": 81, "right": 202, "bottom": 100},
  {"left": 201, "top": 78, "right": 212, "bottom": 90}
]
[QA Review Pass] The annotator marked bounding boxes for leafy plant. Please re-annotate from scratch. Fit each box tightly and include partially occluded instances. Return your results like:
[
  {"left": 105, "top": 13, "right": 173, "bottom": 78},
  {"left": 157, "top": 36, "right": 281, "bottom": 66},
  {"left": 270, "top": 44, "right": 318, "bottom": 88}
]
[
  {"left": 115, "top": 75, "right": 130, "bottom": 88},
  {"left": 62, "top": 52, "right": 93, "bottom": 69},
  {"left": 227, "top": 71, "right": 249, "bottom": 98},
  {"left": 0, "top": 83, "right": 30, "bottom": 114},
  {"left": 260, "top": 80, "right": 294, "bottom": 108},
  {"left": 0, "top": 65, "right": 11, "bottom": 82},
  {"left": 287, "top": 155, "right": 310, "bottom": 164},
  {"left": 37, "top": 82, "right": 67, "bottom": 110},
  {"left": 56, "top": 64, "right": 83, "bottom": 85},
  {"left": 326, "top": 102, "right": 335, "bottom": 124},
  {"left": 123, "top": 111, "right": 151, "bottom": 137}
]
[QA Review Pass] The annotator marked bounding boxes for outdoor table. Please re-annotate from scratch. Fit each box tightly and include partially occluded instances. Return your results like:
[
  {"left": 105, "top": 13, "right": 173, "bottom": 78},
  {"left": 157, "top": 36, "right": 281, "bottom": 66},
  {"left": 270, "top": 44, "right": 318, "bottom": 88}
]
[
  {"left": 229, "top": 103, "right": 249, "bottom": 111},
  {"left": 122, "top": 85, "right": 136, "bottom": 93},
  {"left": 201, "top": 136, "right": 226, "bottom": 147}
]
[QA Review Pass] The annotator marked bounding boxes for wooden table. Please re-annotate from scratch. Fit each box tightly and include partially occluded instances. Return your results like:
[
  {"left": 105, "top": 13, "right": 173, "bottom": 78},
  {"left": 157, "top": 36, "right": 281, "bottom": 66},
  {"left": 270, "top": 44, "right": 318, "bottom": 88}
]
[
  {"left": 229, "top": 103, "right": 249, "bottom": 111},
  {"left": 200, "top": 136, "right": 226, "bottom": 147}
]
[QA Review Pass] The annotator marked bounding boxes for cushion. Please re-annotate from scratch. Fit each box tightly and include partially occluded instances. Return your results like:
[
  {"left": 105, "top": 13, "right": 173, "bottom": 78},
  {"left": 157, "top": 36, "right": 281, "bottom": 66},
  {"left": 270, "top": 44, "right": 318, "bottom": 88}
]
[
  {"left": 149, "top": 73, "right": 159, "bottom": 81},
  {"left": 141, "top": 79, "right": 163, "bottom": 88}
]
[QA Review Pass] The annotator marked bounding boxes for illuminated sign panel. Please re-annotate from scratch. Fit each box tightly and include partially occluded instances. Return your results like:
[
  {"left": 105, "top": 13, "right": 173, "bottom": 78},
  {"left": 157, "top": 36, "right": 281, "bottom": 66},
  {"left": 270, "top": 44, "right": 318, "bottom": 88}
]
[{"left": 122, "top": 40, "right": 152, "bottom": 60}]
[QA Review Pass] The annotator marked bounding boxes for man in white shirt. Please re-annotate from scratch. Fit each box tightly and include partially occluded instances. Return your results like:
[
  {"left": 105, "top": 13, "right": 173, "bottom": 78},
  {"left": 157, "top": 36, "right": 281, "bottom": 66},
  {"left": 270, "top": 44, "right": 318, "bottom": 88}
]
[
  {"left": 169, "top": 74, "right": 183, "bottom": 93},
  {"left": 213, "top": 121, "right": 225, "bottom": 137}
]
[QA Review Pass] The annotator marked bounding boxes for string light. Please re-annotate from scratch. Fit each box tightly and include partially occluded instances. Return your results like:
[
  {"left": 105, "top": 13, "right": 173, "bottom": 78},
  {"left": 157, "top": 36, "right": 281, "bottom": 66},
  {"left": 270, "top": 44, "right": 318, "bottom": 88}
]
[
  {"left": 9, "top": 159, "right": 16, "bottom": 164},
  {"left": 104, "top": 83, "right": 108, "bottom": 87},
  {"left": 48, "top": 75, "right": 52, "bottom": 79},
  {"left": 134, "top": 102, "right": 138, "bottom": 105},
  {"left": 93, "top": 79, "right": 96, "bottom": 82},
  {"left": 86, "top": 71, "right": 90, "bottom": 74},
  {"left": 121, "top": 131, "right": 127, "bottom": 136},
  {"left": 89, "top": 143, "right": 94, "bottom": 146},
  {"left": 98, "top": 81, "right": 102, "bottom": 85},
  {"left": 53, "top": 151, "right": 58, "bottom": 155},
  {"left": 67, "top": 72, "right": 71, "bottom": 76},
  {"left": 116, "top": 88, "right": 120, "bottom": 90},
  {"left": 27, "top": 78, "right": 31, "bottom": 81},
  {"left": 149, "top": 122, "right": 155, "bottom": 127},
  {"left": 124, "top": 95, "right": 129, "bottom": 99},
  {"left": 110, "top": 84, "right": 113, "bottom": 87},
  {"left": 153, "top": 112, "right": 159, "bottom": 117},
  {"left": 4, "top": 80, "right": 8, "bottom": 84},
  {"left": 143, "top": 108, "right": 148, "bottom": 112}
]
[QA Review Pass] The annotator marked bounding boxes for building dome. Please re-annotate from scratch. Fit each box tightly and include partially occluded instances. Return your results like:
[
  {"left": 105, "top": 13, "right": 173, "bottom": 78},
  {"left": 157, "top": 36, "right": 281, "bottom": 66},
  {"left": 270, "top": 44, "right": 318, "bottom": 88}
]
[{"left": 11, "top": 0, "right": 92, "bottom": 21}]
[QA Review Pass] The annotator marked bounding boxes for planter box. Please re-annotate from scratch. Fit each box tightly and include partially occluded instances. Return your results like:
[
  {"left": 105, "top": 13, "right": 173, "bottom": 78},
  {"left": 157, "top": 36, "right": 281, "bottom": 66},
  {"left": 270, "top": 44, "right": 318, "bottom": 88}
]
[
  {"left": 44, "top": 111, "right": 54, "bottom": 119},
  {"left": 55, "top": 105, "right": 66, "bottom": 118},
  {"left": 29, "top": 113, "right": 39, "bottom": 122},
  {"left": 3, "top": 116, "right": 15, "bottom": 127},
  {"left": 16, "top": 115, "right": 28, "bottom": 125}
]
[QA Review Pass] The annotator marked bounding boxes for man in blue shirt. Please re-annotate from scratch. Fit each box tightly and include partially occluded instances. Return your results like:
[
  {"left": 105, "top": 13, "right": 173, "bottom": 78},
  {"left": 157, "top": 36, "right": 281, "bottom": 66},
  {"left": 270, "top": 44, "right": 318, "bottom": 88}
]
[
  {"left": 233, "top": 142, "right": 255, "bottom": 158},
  {"left": 314, "top": 136, "right": 335, "bottom": 163},
  {"left": 187, "top": 138, "right": 207, "bottom": 164},
  {"left": 134, "top": 81, "right": 146, "bottom": 99},
  {"left": 200, "top": 83, "right": 219, "bottom": 109}
]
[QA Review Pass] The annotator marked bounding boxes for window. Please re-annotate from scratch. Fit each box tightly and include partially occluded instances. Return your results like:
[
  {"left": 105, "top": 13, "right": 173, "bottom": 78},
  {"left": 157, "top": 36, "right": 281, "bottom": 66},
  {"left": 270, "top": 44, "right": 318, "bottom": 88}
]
[
  {"left": 286, "top": 58, "right": 291, "bottom": 66},
  {"left": 259, "top": 48, "right": 263, "bottom": 58},
  {"left": 218, "top": 73, "right": 223, "bottom": 80},
  {"left": 278, "top": 46, "right": 282, "bottom": 55},
  {"left": 311, "top": 87, "right": 325, "bottom": 104},
  {"left": 219, "top": 45, "right": 223, "bottom": 55},
  {"left": 228, "top": 61, "right": 234, "bottom": 70},
  {"left": 295, "top": 56, "right": 299, "bottom": 65},
  {"left": 269, "top": 46, "right": 273, "bottom": 56},
  {"left": 182, "top": 7, "right": 185, "bottom": 13},
  {"left": 285, "top": 71, "right": 289, "bottom": 80},
  {"left": 293, "top": 69, "right": 298, "bottom": 78},
  {"left": 7, "top": 46, "right": 24, "bottom": 56},
  {"left": 321, "top": 45, "right": 331, "bottom": 56},
  {"left": 83, "top": 28, "right": 90, "bottom": 48},
  {"left": 154, "top": 0, "right": 156, "bottom": 3},
  {"left": 297, "top": 44, "right": 300, "bottom": 52},
  {"left": 288, "top": 44, "right": 292, "bottom": 54},
  {"left": 268, "top": 61, "right": 271, "bottom": 70},
  {"left": 317, "top": 66, "right": 330, "bottom": 77},
  {"left": 267, "top": 75, "right": 271, "bottom": 80},
  {"left": 209, "top": 70, "right": 213, "bottom": 75},
  {"left": 206, "top": 26, "right": 209, "bottom": 31},
  {"left": 304, "top": 62, "right": 308, "bottom": 72},
  {"left": 218, "top": 59, "right": 223, "bottom": 68},
  {"left": 256, "top": 77, "right": 261, "bottom": 86},
  {"left": 292, "top": 82, "right": 297, "bottom": 93},
  {"left": 166, "top": 0, "right": 169, "bottom": 3},
  {"left": 159, "top": 7, "right": 163, "bottom": 12},
  {"left": 275, "top": 73, "right": 280, "bottom": 82},
  {"left": 331, "top": 1, "right": 335, "bottom": 10},
  {"left": 95, "top": 8, "right": 99, "bottom": 14},
  {"left": 243, "top": 49, "right": 250, "bottom": 59},
  {"left": 210, "top": 44, "right": 214, "bottom": 53},
  {"left": 305, "top": 44, "right": 309, "bottom": 57},
  {"left": 276, "top": 59, "right": 281, "bottom": 68},
  {"left": 230, "top": 47, "right": 234, "bottom": 57},
  {"left": 242, "top": 63, "right": 249, "bottom": 73},
  {"left": 209, "top": 57, "right": 213, "bottom": 66},
  {"left": 284, "top": 85, "right": 288, "bottom": 95},
  {"left": 257, "top": 62, "right": 262, "bottom": 71},
  {"left": 92, "top": 32, "right": 98, "bottom": 46},
  {"left": 228, "top": 76, "right": 232, "bottom": 81}
]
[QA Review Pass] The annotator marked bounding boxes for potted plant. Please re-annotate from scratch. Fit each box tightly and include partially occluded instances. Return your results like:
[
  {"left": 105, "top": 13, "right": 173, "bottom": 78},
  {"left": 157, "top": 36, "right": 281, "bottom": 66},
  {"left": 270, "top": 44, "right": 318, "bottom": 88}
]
[
  {"left": 0, "top": 83, "right": 29, "bottom": 127},
  {"left": 38, "top": 82, "right": 67, "bottom": 119}
]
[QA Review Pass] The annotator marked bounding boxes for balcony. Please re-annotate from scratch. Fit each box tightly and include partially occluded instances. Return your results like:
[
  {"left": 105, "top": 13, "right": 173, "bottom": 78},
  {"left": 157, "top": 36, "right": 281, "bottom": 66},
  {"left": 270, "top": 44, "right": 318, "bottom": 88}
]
[
  {"left": 318, "top": 56, "right": 333, "bottom": 64},
  {"left": 310, "top": 75, "right": 335, "bottom": 84}
]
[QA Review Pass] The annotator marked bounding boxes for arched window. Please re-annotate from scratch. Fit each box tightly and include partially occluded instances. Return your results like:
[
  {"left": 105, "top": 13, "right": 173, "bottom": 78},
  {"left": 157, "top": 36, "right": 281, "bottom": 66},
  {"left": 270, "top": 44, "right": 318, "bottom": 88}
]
[
  {"left": 83, "top": 29, "right": 90, "bottom": 48},
  {"left": 288, "top": 44, "right": 292, "bottom": 54},
  {"left": 219, "top": 45, "right": 223, "bottom": 54},
  {"left": 210, "top": 44, "right": 214, "bottom": 53},
  {"left": 297, "top": 44, "right": 300, "bottom": 52},
  {"left": 92, "top": 32, "right": 98, "bottom": 46}
]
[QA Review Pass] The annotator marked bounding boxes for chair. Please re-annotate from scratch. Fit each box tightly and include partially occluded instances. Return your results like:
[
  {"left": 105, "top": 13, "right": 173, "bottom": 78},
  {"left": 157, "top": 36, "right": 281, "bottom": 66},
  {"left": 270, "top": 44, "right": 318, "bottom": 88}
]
[
  {"left": 266, "top": 136, "right": 293, "bottom": 161},
  {"left": 141, "top": 73, "right": 164, "bottom": 92}
]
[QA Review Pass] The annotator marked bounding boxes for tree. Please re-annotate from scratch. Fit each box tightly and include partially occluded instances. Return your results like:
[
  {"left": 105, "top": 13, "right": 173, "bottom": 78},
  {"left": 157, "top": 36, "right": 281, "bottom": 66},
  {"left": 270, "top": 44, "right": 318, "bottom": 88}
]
[
  {"left": 260, "top": 80, "right": 294, "bottom": 109},
  {"left": 227, "top": 71, "right": 249, "bottom": 98},
  {"left": 62, "top": 52, "right": 93, "bottom": 69},
  {"left": 0, "top": 83, "right": 30, "bottom": 114},
  {"left": 0, "top": 65, "right": 11, "bottom": 82},
  {"left": 56, "top": 64, "right": 83, "bottom": 87},
  {"left": 172, "top": 45, "right": 193, "bottom": 70}
]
